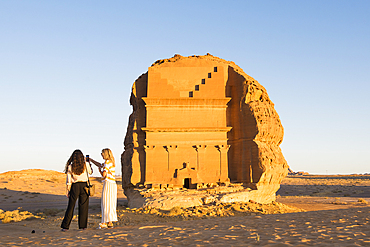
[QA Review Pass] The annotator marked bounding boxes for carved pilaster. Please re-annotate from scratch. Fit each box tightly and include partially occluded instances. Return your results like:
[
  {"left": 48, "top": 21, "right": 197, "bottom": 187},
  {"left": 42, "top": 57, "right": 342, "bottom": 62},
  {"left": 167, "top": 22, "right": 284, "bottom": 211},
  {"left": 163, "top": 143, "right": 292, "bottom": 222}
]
[
  {"left": 144, "top": 145, "right": 156, "bottom": 183},
  {"left": 193, "top": 145, "right": 207, "bottom": 170},
  {"left": 164, "top": 145, "right": 178, "bottom": 171},
  {"left": 215, "top": 145, "right": 230, "bottom": 182}
]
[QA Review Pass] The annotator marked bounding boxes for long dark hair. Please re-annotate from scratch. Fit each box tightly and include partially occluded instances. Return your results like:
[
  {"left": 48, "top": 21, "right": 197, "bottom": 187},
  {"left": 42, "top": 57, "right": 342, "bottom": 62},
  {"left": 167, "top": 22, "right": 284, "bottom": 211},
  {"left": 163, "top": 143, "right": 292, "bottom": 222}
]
[{"left": 64, "top": 150, "right": 86, "bottom": 175}]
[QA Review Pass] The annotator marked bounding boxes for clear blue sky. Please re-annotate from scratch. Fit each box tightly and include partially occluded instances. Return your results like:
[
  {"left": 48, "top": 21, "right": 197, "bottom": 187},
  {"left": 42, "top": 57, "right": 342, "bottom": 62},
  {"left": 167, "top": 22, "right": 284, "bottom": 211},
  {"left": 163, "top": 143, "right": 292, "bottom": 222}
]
[{"left": 1, "top": 1, "right": 369, "bottom": 175}]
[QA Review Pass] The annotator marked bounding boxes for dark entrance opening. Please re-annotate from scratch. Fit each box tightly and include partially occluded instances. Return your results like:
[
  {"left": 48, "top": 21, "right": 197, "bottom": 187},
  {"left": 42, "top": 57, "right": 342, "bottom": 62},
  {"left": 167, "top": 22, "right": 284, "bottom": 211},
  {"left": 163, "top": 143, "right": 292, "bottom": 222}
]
[{"left": 184, "top": 178, "right": 191, "bottom": 189}]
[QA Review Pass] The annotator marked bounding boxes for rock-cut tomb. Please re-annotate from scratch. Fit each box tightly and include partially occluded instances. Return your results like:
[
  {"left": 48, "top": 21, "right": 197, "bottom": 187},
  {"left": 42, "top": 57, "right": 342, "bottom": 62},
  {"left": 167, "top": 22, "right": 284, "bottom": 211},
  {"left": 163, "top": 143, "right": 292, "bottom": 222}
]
[{"left": 121, "top": 54, "right": 288, "bottom": 206}]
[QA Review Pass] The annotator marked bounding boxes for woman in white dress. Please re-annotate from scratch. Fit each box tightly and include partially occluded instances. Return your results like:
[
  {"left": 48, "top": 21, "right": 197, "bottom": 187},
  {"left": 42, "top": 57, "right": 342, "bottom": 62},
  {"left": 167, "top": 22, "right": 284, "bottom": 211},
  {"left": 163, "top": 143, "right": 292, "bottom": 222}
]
[{"left": 90, "top": 148, "right": 118, "bottom": 229}]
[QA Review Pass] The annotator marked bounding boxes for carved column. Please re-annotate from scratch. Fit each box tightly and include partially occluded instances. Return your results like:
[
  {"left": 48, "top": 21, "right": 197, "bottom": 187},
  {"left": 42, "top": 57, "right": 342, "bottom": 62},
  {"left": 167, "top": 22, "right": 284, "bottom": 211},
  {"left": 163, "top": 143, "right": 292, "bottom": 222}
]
[
  {"left": 164, "top": 145, "right": 178, "bottom": 171},
  {"left": 216, "top": 145, "right": 230, "bottom": 182},
  {"left": 193, "top": 145, "right": 207, "bottom": 171},
  {"left": 144, "top": 145, "right": 156, "bottom": 184}
]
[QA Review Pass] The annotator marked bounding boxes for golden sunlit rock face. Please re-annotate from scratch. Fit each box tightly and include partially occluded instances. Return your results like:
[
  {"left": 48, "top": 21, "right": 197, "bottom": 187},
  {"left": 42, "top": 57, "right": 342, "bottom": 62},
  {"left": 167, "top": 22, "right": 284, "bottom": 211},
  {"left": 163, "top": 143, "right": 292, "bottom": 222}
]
[{"left": 121, "top": 54, "right": 288, "bottom": 205}]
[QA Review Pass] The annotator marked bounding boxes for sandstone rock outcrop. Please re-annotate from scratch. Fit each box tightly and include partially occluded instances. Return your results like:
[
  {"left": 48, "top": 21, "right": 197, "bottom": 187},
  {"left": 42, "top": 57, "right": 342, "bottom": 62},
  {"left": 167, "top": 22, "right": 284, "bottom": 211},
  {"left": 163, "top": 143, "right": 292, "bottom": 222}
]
[{"left": 121, "top": 54, "right": 288, "bottom": 208}]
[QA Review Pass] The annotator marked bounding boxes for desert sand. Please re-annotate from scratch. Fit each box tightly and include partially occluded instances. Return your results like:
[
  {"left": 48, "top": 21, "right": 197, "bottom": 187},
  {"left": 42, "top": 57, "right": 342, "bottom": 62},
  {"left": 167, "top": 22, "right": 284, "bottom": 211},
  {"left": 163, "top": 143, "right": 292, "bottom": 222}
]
[{"left": 1, "top": 169, "right": 370, "bottom": 246}]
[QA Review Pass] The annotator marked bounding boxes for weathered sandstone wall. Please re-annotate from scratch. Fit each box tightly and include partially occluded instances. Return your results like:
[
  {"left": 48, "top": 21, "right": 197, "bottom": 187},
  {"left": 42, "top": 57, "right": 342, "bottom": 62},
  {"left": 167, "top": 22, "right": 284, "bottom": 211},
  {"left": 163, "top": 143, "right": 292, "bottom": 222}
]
[{"left": 121, "top": 54, "right": 288, "bottom": 207}]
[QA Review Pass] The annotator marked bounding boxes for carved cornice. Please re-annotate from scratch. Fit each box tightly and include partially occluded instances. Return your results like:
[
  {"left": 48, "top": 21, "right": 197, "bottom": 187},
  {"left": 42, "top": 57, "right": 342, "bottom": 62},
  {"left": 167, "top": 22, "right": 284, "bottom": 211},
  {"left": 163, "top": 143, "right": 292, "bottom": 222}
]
[
  {"left": 142, "top": 98, "right": 231, "bottom": 107},
  {"left": 141, "top": 127, "right": 232, "bottom": 132}
]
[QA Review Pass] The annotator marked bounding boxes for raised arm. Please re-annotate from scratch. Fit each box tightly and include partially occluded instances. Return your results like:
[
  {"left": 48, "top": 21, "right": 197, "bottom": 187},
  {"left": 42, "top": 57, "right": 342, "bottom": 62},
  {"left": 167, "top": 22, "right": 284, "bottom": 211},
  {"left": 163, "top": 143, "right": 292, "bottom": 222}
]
[
  {"left": 86, "top": 162, "right": 93, "bottom": 174},
  {"left": 89, "top": 157, "right": 102, "bottom": 168}
]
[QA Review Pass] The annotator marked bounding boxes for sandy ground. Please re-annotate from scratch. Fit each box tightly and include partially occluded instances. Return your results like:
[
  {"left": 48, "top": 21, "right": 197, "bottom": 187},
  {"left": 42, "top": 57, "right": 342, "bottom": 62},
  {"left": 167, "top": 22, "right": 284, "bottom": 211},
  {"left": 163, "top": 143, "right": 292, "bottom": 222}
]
[{"left": 1, "top": 170, "right": 370, "bottom": 246}]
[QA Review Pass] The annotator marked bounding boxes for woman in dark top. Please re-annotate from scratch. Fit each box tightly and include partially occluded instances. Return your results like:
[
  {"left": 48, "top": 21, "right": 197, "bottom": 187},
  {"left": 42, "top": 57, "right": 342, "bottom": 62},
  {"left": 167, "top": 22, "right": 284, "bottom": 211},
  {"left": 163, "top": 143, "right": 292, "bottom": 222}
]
[{"left": 61, "top": 149, "right": 92, "bottom": 231}]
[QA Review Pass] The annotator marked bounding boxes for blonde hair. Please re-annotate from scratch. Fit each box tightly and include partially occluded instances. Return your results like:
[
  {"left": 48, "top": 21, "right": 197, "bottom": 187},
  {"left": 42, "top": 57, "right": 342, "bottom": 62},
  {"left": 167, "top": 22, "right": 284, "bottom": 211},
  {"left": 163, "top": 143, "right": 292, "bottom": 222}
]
[{"left": 101, "top": 148, "right": 115, "bottom": 166}]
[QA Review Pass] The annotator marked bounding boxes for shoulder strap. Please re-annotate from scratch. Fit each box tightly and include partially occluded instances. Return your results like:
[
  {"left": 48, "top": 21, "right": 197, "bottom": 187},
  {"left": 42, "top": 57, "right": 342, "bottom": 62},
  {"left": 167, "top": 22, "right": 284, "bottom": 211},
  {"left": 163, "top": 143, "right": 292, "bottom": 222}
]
[{"left": 86, "top": 165, "right": 91, "bottom": 186}]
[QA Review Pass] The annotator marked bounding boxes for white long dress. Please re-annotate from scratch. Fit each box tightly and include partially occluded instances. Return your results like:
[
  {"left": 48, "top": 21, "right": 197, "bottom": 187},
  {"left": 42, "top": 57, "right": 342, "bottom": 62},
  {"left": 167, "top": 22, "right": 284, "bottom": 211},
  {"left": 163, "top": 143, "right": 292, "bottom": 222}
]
[{"left": 101, "top": 160, "right": 118, "bottom": 223}]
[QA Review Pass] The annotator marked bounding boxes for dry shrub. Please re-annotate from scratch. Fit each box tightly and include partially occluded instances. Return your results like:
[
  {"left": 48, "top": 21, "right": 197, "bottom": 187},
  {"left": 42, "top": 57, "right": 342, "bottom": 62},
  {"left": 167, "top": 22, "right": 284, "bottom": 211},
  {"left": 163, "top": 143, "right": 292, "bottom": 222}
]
[{"left": 0, "top": 209, "right": 40, "bottom": 223}]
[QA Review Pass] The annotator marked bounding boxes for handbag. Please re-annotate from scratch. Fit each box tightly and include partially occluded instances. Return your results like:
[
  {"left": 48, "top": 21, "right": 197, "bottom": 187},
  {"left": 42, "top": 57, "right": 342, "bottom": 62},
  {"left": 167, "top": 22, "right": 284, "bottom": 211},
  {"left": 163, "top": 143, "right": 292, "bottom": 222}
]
[{"left": 84, "top": 167, "right": 95, "bottom": 196}]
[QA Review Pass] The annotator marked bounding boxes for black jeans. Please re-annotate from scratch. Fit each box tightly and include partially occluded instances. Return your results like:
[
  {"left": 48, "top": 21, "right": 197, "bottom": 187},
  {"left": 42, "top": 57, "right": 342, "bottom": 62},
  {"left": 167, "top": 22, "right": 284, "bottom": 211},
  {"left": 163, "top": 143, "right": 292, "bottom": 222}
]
[{"left": 61, "top": 182, "right": 89, "bottom": 229}]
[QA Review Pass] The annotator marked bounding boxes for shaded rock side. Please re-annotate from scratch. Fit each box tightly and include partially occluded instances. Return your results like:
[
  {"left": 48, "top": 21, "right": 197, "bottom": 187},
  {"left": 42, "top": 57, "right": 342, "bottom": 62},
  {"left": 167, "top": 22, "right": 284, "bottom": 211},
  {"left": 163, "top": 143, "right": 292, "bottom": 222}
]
[{"left": 121, "top": 54, "right": 288, "bottom": 206}]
